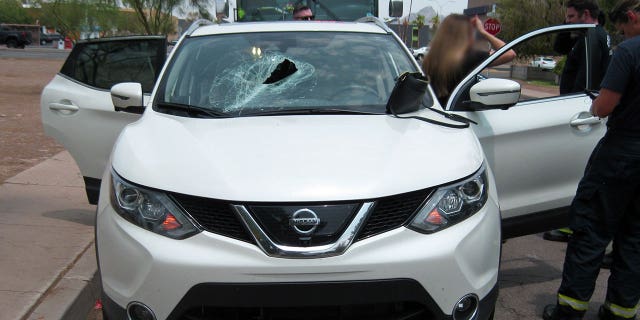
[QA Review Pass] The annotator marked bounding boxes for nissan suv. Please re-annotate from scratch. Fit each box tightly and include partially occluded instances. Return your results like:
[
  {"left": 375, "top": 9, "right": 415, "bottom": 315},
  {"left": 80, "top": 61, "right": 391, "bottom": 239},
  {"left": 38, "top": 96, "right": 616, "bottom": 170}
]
[{"left": 41, "top": 19, "right": 607, "bottom": 320}]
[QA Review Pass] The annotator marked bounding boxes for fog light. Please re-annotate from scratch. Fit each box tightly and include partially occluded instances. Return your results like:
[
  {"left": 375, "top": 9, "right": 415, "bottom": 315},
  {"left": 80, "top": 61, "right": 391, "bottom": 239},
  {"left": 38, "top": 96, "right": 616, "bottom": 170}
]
[
  {"left": 127, "top": 302, "right": 156, "bottom": 320},
  {"left": 453, "top": 294, "right": 479, "bottom": 320}
]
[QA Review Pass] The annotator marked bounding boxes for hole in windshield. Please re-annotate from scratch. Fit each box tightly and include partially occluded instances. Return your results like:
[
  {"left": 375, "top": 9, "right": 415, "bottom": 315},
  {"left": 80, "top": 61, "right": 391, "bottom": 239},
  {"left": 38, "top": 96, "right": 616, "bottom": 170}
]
[{"left": 264, "top": 59, "right": 298, "bottom": 84}]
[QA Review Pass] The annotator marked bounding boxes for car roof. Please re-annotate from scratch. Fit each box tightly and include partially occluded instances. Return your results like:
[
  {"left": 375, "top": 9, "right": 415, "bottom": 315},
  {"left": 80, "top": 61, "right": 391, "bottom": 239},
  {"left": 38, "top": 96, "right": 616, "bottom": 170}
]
[{"left": 190, "top": 21, "right": 388, "bottom": 37}]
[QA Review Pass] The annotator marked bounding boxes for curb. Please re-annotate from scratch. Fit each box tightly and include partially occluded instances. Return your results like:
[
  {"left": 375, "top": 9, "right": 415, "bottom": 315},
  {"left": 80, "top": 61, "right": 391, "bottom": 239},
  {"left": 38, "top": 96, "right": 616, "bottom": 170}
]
[{"left": 25, "top": 243, "right": 100, "bottom": 320}]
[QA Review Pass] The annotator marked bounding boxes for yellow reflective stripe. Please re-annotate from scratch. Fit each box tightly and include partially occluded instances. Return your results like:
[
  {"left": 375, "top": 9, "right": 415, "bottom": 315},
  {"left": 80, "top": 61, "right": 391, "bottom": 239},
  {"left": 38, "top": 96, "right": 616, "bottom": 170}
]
[
  {"left": 605, "top": 302, "right": 639, "bottom": 319},
  {"left": 558, "top": 228, "right": 573, "bottom": 234},
  {"left": 558, "top": 294, "right": 589, "bottom": 311}
]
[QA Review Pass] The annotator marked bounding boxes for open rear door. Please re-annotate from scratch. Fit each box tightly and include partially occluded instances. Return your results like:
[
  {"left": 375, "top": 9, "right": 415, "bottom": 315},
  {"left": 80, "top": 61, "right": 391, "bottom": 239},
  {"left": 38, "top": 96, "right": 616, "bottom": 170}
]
[{"left": 41, "top": 36, "right": 167, "bottom": 204}]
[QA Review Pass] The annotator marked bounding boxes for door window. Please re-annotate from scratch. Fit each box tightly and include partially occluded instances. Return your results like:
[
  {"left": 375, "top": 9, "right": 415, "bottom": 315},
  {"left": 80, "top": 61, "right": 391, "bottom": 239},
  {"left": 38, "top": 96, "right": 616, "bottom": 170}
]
[
  {"left": 60, "top": 37, "right": 166, "bottom": 93},
  {"left": 448, "top": 26, "right": 601, "bottom": 111}
]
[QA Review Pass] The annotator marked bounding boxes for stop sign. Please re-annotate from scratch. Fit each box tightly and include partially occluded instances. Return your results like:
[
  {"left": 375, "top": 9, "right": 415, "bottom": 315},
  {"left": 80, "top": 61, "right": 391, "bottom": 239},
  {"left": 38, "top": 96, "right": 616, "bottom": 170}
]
[{"left": 483, "top": 18, "right": 501, "bottom": 36}]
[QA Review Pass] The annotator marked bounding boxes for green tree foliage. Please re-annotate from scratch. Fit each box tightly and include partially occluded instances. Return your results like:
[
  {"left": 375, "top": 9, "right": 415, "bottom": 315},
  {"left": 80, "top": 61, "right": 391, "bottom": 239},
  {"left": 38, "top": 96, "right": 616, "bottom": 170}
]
[
  {"left": 415, "top": 14, "right": 425, "bottom": 29},
  {"left": 123, "top": 0, "right": 213, "bottom": 35},
  {"left": 123, "top": 0, "right": 179, "bottom": 34},
  {"left": 430, "top": 14, "right": 440, "bottom": 31},
  {"left": 0, "top": 0, "right": 32, "bottom": 24},
  {"left": 496, "top": 0, "right": 566, "bottom": 57},
  {"left": 37, "top": 0, "right": 119, "bottom": 39}
]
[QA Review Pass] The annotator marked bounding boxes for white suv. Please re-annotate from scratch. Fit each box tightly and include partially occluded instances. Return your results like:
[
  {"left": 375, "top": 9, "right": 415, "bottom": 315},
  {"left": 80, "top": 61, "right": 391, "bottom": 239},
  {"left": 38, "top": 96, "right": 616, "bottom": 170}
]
[{"left": 41, "top": 20, "right": 606, "bottom": 320}]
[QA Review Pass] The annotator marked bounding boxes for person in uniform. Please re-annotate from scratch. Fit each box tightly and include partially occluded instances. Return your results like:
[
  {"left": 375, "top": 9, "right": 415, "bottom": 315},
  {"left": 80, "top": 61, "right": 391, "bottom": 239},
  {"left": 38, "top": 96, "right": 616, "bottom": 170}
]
[
  {"left": 544, "top": 0, "right": 611, "bottom": 243},
  {"left": 543, "top": 1, "right": 640, "bottom": 319}
]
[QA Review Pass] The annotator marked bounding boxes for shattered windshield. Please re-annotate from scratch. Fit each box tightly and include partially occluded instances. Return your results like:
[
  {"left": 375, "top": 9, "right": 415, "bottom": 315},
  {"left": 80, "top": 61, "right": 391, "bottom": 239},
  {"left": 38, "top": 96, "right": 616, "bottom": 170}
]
[{"left": 156, "top": 31, "right": 418, "bottom": 117}]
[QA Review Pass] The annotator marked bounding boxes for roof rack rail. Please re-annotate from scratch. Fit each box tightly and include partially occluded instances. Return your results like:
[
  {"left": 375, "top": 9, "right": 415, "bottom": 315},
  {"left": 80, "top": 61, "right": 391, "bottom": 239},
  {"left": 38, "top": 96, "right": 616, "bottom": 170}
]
[
  {"left": 184, "top": 19, "right": 215, "bottom": 36},
  {"left": 355, "top": 16, "right": 392, "bottom": 34}
]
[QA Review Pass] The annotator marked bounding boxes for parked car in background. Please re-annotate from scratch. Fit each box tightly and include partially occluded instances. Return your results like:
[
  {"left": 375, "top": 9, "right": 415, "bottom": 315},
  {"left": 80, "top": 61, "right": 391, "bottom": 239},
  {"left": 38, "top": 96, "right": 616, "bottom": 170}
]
[
  {"left": 40, "top": 32, "right": 62, "bottom": 45},
  {"left": 0, "top": 25, "right": 32, "bottom": 48},
  {"left": 530, "top": 56, "right": 557, "bottom": 70},
  {"left": 412, "top": 46, "right": 428, "bottom": 60}
]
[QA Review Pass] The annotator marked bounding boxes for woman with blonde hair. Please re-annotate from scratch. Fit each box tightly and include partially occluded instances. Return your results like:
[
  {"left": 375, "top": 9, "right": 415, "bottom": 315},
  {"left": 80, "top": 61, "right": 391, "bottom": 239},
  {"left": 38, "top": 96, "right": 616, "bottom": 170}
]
[{"left": 423, "top": 14, "right": 516, "bottom": 105}]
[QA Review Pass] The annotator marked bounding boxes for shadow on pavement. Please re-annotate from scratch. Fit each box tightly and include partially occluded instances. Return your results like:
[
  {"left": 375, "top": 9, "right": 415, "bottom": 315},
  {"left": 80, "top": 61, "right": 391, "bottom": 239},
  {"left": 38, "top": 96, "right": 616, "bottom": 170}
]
[{"left": 43, "top": 209, "right": 95, "bottom": 226}]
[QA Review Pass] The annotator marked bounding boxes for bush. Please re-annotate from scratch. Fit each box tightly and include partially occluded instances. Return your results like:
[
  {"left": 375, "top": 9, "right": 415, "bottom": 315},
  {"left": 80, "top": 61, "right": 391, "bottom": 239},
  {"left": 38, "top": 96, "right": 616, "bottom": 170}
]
[{"left": 553, "top": 56, "right": 566, "bottom": 76}]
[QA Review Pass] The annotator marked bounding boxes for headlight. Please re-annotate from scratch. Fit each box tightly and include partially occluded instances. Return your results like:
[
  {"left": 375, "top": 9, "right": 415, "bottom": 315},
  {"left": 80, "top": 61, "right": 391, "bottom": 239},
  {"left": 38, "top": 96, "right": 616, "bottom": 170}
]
[
  {"left": 110, "top": 171, "right": 200, "bottom": 239},
  {"left": 409, "top": 166, "right": 488, "bottom": 233}
]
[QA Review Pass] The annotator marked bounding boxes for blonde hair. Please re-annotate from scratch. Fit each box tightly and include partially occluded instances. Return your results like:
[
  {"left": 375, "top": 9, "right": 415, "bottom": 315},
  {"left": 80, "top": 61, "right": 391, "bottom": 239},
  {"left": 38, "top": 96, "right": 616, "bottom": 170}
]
[{"left": 422, "top": 14, "right": 471, "bottom": 100}]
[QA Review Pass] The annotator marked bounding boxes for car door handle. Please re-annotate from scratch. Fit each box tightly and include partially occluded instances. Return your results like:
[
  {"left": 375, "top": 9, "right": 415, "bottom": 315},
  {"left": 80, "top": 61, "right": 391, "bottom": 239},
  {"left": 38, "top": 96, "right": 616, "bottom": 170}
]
[
  {"left": 49, "top": 102, "right": 79, "bottom": 113},
  {"left": 570, "top": 117, "right": 601, "bottom": 127}
]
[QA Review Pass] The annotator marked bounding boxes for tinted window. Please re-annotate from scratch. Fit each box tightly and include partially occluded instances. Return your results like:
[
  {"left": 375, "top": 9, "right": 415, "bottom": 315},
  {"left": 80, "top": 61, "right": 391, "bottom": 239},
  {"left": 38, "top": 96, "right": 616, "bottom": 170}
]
[
  {"left": 236, "top": 0, "right": 376, "bottom": 21},
  {"left": 60, "top": 38, "right": 166, "bottom": 93},
  {"left": 157, "top": 32, "right": 418, "bottom": 116}
]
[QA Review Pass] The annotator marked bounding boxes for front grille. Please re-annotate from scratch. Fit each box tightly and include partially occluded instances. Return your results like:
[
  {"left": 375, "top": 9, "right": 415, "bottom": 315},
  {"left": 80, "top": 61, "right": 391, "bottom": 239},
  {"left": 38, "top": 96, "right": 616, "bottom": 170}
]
[
  {"left": 170, "top": 187, "right": 431, "bottom": 245},
  {"left": 357, "top": 188, "right": 432, "bottom": 241},
  {"left": 170, "top": 193, "right": 253, "bottom": 243},
  {"left": 178, "top": 302, "right": 430, "bottom": 320}
]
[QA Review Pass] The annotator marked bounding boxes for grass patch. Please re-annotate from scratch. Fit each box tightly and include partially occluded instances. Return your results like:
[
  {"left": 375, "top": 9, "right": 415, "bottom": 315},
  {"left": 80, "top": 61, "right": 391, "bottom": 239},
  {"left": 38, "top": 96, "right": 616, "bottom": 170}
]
[{"left": 528, "top": 80, "right": 557, "bottom": 87}]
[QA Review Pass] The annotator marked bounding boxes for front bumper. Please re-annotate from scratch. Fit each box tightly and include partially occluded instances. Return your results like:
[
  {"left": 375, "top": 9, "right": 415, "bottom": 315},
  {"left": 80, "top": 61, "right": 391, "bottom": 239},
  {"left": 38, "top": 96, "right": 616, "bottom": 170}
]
[
  {"left": 103, "top": 280, "right": 498, "bottom": 320},
  {"left": 97, "top": 190, "right": 500, "bottom": 319}
]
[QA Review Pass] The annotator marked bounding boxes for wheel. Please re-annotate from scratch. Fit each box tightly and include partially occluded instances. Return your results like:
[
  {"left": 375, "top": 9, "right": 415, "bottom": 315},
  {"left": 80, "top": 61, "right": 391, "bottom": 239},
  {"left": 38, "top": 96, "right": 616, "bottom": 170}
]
[
  {"left": 6, "top": 39, "right": 17, "bottom": 48},
  {"left": 41, "top": 39, "right": 46, "bottom": 46}
]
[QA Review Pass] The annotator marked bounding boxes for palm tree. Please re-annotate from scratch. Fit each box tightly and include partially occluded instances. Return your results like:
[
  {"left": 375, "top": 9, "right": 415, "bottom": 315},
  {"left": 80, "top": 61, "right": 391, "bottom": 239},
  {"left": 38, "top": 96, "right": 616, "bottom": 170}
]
[
  {"left": 430, "top": 14, "right": 440, "bottom": 32},
  {"left": 415, "top": 14, "right": 425, "bottom": 46}
]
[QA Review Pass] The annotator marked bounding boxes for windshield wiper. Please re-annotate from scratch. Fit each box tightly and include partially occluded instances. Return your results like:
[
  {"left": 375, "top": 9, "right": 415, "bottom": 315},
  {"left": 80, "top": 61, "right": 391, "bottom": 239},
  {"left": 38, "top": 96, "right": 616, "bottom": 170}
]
[
  {"left": 155, "top": 102, "right": 230, "bottom": 118},
  {"left": 242, "top": 108, "right": 379, "bottom": 117}
]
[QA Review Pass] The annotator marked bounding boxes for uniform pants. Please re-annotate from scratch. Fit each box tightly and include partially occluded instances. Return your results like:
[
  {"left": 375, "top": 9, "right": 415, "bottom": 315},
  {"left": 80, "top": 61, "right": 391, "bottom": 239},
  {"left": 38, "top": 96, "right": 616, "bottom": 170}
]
[{"left": 557, "top": 132, "right": 640, "bottom": 318}]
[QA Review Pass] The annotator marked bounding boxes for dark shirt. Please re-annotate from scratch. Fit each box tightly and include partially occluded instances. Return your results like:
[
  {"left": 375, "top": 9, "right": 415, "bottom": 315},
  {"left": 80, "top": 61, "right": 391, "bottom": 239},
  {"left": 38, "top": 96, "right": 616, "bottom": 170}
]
[
  {"left": 436, "top": 49, "right": 489, "bottom": 106},
  {"left": 600, "top": 36, "right": 640, "bottom": 133},
  {"left": 554, "top": 25, "right": 611, "bottom": 94}
]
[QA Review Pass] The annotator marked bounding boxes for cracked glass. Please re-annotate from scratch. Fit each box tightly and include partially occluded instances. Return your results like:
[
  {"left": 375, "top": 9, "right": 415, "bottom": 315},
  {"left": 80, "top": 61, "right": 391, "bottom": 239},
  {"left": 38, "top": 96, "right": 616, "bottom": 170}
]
[{"left": 156, "top": 31, "right": 419, "bottom": 117}]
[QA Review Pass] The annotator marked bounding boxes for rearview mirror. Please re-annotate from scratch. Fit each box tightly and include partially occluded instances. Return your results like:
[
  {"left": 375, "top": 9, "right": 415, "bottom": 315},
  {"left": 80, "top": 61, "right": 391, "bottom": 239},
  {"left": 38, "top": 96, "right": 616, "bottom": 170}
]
[
  {"left": 389, "top": 0, "right": 404, "bottom": 18},
  {"left": 469, "top": 79, "right": 521, "bottom": 110},
  {"left": 111, "top": 82, "right": 144, "bottom": 114}
]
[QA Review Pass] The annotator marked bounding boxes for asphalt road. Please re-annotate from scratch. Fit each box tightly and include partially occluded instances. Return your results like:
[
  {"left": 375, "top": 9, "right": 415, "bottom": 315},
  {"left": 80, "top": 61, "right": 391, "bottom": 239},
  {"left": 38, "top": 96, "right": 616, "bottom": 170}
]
[
  {"left": 496, "top": 234, "right": 610, "bottom": 320},
  {"left": 0, "top": 46, "right": 69, "bottom": 60}
]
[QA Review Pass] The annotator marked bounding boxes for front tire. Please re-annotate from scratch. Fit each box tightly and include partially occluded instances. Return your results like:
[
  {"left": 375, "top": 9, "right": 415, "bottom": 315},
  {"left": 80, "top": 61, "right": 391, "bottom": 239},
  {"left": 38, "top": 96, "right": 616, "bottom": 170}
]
[{"left": 6, "top": 39, "right": 17, "bottom": 48}]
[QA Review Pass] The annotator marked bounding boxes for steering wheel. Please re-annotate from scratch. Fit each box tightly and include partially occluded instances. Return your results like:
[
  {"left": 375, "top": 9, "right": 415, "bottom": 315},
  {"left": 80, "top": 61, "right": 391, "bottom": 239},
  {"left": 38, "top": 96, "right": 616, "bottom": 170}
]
[{"left": 331, "top": 85, "right": 380, "bottom": 100}]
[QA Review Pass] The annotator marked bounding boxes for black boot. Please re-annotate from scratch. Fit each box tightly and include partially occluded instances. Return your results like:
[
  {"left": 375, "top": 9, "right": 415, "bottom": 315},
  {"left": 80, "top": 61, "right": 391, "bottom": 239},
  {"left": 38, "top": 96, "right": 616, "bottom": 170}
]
[
  {"left": 543, "top": 304, "right": 584, "bottom": 320},
  {"left": 543, "top": 229, "right": 572, "bottom": 242},
  {"left": 599, "top": 305, "right": 637, "bottom": 320}
]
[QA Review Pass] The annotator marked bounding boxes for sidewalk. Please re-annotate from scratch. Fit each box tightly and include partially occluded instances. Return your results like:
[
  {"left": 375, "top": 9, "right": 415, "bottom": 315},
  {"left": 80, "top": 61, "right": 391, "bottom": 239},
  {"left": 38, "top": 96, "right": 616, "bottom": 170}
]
[{"left": 0, "top": 151, "right": 98, "bottom": 320}]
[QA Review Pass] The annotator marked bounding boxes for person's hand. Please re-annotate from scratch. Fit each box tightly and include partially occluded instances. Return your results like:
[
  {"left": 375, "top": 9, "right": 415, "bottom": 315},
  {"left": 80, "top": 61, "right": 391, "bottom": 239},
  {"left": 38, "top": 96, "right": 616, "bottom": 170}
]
[{"left": 471, "top": 15, "right": 485, "bottom": 33}]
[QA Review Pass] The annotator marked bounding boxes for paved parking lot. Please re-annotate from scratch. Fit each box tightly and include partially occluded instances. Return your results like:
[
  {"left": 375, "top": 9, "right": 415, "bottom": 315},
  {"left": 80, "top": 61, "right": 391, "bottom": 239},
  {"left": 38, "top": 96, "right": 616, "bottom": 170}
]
[{"left": 0, "top": 50, "right": 615, "bottom": 320}]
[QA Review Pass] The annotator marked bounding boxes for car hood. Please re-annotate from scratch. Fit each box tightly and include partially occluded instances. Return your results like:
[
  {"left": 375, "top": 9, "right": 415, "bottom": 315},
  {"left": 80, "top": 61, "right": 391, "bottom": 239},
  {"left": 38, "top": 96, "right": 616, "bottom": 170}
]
[{"left": 112, "top": 110, "right": 484, "bottom": 201}]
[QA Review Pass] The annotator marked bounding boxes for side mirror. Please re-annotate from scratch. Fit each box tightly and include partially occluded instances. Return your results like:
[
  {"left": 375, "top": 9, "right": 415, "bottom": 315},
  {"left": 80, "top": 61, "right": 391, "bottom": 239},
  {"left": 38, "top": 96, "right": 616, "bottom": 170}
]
[
  {"left": 111, "top": 82, "right": 144, "bottom": 114},
  {"left": 469, "top": 78, "right": 521, "bottom": 110},
  {"left": 389, "top": 0, "right": 404, "bottom": 18}
]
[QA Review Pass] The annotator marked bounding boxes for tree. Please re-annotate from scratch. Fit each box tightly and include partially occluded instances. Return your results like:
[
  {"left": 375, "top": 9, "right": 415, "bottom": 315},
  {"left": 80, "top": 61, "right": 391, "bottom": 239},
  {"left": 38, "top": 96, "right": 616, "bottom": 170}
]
[
  {"left": 123, "top": 0, "right": 213, "bottom": 35},
  {"left": 496, "top": 0, "right": 566, "bottom": 56},
  {"left": 414, "top": 14, "right": 425, "bottom": 45},
  {"left": 38, "top": 0, "right": 120, "bottom": 39},
  {"left": 430, "top": 14, "right": 440, "bottom": 32},
  {"left": 0, "top": 0, "right": 32, "bottom": 24}
]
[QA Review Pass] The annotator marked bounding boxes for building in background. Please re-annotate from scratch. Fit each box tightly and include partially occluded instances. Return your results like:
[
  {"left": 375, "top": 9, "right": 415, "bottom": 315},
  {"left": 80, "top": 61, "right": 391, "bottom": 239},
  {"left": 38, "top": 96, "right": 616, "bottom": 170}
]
[{"left": 464, "top": 0, "right": 496, "bottom": 18}]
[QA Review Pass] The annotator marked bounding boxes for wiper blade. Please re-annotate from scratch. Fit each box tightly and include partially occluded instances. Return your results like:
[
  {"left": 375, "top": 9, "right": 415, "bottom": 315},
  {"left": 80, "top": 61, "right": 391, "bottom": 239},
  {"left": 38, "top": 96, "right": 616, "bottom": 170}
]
[
  {"left": 155, "top": 102, "right": 230, "bottom": 118},
  {"left": 242, "top": 108, "right": 378, "bottom": 117}
]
